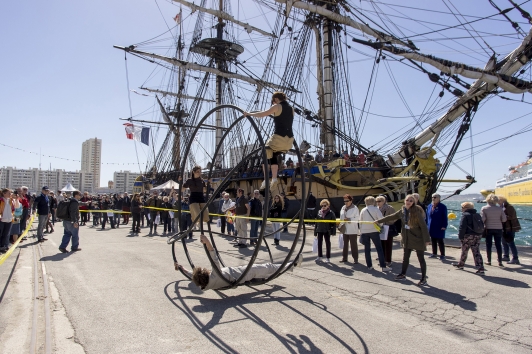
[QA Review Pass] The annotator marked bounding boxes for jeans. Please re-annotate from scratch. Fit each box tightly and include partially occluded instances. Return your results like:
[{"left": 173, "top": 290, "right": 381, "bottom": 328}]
[
  {"left": 113, "top": 212, "right": 121, "bottom": 227},
  {"left": 226, "top": 220, "right": 235, "bottom": 235},
  {"left": 431, "top": 237, "right": 445, "bottom": 256},
  {"left": 20, "top": 208, "right": 29, "bottom": 232},
  {"left": 0, "top": 221, "right": 12, "bottom": 248},
  {"left": 458, "top": 234, "right": 484, "bottom": 268},
  {"left": 342, "top": 234, "right": 359, "bottom": 262},
  {"left": 180, "top": 214, "right": 192, "bottom": 237},
  {"left": 102, "top": 214, "right": 115, "bottom": 229},
  {"left": 250, "top": 219, "right": 261, "bottom": 241},
  {"left": 317, "top": 232, "right": 331, "bottom": 258},
  {"left": 502, "top": 231, "right": 519, "bottom": 260},
  {"left": 360, "top": 232, "right": 386, "bottom": 268},
  {"left": 272, "top": 222, "right": 281, "bottom": 240},
  {"left": 59, "top": 221, "right": 80, "bottom": 251},
  {"left": 281, "top": 211, "right": 288, "bottom": 232},
  {"left": 485, "top": 229, "right": 503, "bottom": 262},
  {"left": 163, "top": 215, "right": 171, "bottom": 233},
  {"left": 401, "top": 248, "right": 427, "bottom": 279},
  {"left": 149, "top": 213, "right": 158, "bottom": 233},
  {"left": 381, "top": 236, "right": 393, "bottom": 263},
  {"left": 132, "top": 213, "right": 141, "bottom": 232},
  {"left": 220, "top": 216, "right": 227, "bottom": 234},
  {"left": 37, "top": 214, "right": 48, "bottom": 240}
]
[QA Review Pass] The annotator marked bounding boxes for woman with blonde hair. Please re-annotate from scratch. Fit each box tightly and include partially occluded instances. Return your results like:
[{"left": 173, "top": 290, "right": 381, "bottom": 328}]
[
  {"left": 360, "top": 196, "right": 390, "bottom": 272},
  {"left": 376, "top": 194, "right": 431, "bottom": 285},
  {"left": 270, "top": 194, "right": 284, "bottom": 245},
  {"left": 314, "top": 199, "right": 336, "bottom": 263},
  {"left": 480, "top": 194, "right": 506, "bottom": 266}
]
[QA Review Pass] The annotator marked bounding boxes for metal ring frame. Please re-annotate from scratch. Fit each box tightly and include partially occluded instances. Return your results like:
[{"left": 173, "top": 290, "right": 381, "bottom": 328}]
[{"left": 170, "top": 104, "right": 307, "bottom": 289}]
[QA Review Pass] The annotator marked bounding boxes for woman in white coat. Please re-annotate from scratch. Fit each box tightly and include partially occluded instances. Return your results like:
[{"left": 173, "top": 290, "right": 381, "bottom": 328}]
[{"left": 339, "top": 194, "right": 360, "bottom": 263}]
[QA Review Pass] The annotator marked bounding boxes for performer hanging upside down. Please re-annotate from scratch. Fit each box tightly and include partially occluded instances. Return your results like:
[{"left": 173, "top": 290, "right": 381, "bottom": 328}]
[
  {"left": 175, "top": 235, "right": 303, "bottom": 291},
  {"left": 243, "top": 91, "right": 294, "bottom": 190}
]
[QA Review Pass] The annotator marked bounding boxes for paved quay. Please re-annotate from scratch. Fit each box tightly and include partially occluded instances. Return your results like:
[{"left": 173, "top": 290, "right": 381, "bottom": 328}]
[{"left": 1, "top": 220, "right": 531, "bottom": 353}]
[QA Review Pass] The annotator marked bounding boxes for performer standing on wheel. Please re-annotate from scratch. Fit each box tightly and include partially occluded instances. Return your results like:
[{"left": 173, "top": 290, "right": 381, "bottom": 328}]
[
  {"left": 179, "top": 166, "right": 210, "bottom": 230},
  {"left": 243, "top": 92, "right": 294, "bottom": 190}
]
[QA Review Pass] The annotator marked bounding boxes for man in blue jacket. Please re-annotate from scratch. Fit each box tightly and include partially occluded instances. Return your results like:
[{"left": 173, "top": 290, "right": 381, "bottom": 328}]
[
  {"left": 33, "top": 186, "right": 51, "bottom": 242},
  {"left": 426, "top": 193, "right": 448, "bottom": 260}
]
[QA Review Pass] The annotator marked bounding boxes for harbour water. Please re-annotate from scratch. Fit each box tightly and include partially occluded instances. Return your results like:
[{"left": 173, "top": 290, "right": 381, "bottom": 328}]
[{"left": 442, "top": 201, "right": 532, "bottom": 246}]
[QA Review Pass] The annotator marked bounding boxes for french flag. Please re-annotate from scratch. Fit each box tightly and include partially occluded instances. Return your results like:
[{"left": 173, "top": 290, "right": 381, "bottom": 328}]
[{"left": 123, "top": 123, "right": 150, "bottom": 146}]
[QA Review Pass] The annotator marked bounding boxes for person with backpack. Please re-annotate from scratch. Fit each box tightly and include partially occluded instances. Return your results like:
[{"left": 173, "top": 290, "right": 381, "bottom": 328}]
[
  {"left": 248, "top": 190, "right": 263, "bottom": 246},
  {"left": 480, "top": 194, "right": 507, "bottom": 267},
  {"left": 58, "top": 191, "right": 82, "bottom": 253},
  {"left": 452, "top": 201, "right": 486, "bottom": 275}
]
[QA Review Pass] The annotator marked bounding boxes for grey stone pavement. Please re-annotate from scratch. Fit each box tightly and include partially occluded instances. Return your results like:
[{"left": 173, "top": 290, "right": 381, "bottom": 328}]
[{"left": 1, "top": 219, "right": 532, "bottom": 353}]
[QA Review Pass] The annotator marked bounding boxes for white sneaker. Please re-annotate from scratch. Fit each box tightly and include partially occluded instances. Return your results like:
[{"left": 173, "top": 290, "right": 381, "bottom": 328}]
[
  {"left": 382, "top": 267, "right": 392, "bottom": 272},
  {"left": 315, "top": 257, "right": 322, "bottom": 262},
  {"left": 295, "top": 253, "right": 304, "bottom": 267},
  {"left": 259, "top": 180, "right": 266, "bottom": 190},
  {"left": 325, "top": 258, "right": 330, "bottom": 263}
]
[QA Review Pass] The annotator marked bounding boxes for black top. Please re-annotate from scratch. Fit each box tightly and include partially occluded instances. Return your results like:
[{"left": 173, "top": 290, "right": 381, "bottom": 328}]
[
  {"left": 270, "top": 202, "right": 282, "bottom": 218},
  {"left": 272, "top": 101, "right": 294, "bottom": 138},
  {"left": 183, "top": 177, "right": 206, "bottom": 193},
  {"left": 235, "top": 196, "right": 249, "bottom": 215}
]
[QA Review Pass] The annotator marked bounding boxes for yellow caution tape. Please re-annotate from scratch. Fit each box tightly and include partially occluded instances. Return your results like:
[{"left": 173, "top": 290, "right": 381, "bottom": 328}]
[
  {"left": 80, "top": 206, "right": 383, "bottom": 230},
  {"left": 0, "top": 213, "right": 37, "bottom": 266}
]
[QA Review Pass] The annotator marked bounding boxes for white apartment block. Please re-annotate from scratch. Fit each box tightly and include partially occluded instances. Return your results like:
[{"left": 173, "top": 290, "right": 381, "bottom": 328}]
[
  {"left": 81, "top": 137, "right": 102, "bottom": 189},
  {"left": 0, "top": 167, "right": 95, "bottom": 193},
  {"left": 113, "top": 171, "right": 141, "bottom": 194}
]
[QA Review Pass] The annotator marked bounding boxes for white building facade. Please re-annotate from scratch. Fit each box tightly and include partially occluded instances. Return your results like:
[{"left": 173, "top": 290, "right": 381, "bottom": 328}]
[
  {"left": 113, "top": 171, "right": 141, "bottom": 194},
  {"left": 81, "top": 137, "right": 102, "bottom": 189},
  {"left": 0, "top": 167, "right": 94, "bottom": 193}
]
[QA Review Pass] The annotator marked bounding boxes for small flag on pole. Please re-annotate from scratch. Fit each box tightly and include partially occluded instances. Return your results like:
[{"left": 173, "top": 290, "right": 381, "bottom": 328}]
[
  {"left": 173, "top": 13, "right": 181, "bottom": 24},
  {"left": 124, "top": 123, "right": 150, "bottom": 146}
]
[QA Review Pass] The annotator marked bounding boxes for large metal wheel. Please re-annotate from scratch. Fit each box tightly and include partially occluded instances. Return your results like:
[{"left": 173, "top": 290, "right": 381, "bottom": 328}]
[{"left": 168, "top": 105, "right": 307, "bottom": 289}]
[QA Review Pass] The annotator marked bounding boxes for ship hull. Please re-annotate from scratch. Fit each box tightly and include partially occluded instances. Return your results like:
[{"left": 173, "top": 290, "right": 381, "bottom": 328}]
[{"left": 495, "top": 179, "right": 532, "bottom": 205}]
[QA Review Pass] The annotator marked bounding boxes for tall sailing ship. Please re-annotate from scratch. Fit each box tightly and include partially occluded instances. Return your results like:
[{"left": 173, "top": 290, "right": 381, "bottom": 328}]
[{"left": 116, "top": 0, "right": 532, "bottom": 213}]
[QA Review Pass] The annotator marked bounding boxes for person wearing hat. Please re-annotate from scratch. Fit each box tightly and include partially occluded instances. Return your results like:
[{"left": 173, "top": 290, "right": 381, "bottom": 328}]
[
  {"left": 33, "top": 186, "right": 51, "bottom": 242},
  {"left": 426, "top": 193, "right": 448, "bottom": 260}
]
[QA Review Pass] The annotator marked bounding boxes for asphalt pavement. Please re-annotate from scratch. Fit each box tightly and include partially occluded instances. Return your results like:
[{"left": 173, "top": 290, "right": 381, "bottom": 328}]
[{"left": 1, "top": 219, "right": 531, "bottom": 353}]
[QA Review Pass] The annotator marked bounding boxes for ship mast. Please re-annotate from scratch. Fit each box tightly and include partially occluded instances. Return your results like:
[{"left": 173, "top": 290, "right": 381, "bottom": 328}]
[
  {"left": 215, "top": 0, "right": 224, "bottom": 170},
  {"left": 322, "top": 15, "right": 335, "bottom": 153},
  {"left": 173, "top": 6, "right": 184, "bottom": 171}
]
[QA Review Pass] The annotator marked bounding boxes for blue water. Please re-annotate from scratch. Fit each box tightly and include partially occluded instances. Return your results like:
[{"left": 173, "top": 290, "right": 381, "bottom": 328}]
[{"left": 443, "top": 201, "right": 532, "bottom": 246}]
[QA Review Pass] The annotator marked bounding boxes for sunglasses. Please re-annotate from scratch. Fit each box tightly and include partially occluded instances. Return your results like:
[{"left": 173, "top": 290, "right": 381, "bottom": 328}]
[{"left": 343, "top": 200, "right": 351, "bottom": 203}]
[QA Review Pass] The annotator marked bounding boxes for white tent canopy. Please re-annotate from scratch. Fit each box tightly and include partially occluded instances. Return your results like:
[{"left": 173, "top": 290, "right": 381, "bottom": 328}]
[
  {"left": 61, "top": 182, "right": 78, "bottom": 192},
  {"left": 151, "top": 180, "right": 179, "bottom": 190}
]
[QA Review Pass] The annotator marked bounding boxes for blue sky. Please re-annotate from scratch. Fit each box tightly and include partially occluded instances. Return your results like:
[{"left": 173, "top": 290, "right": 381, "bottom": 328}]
[{"left": 1, "top": 0, "right": 531, "bottom": 192}]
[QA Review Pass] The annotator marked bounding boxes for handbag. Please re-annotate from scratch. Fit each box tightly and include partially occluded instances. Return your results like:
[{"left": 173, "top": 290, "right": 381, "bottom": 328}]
[
  {"left": 337, "top": 223, "right": 347, "bottom": 234},
  {"left": 379, "top": 225, "right": 390, "bottom": 240},
  {"left": 154, "top": 215, "right": 161, "bottom": 225},
  {"left": 338, "top": 234, "right": 344, "bottom": 249},
  {"left": 216, "top": 218, "right": 221, "bottom": 228},
  {"left": 312, "top": 237, "right": 318, "bottom": 254}
]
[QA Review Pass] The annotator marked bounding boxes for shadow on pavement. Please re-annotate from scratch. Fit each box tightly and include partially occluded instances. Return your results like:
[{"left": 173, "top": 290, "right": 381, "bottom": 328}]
[
  {"left": 165, "top": 281, "right": 368, "bottom": 353},
  {"left": 40, "top": 252, "right": 74, "bottom": 262},
  {"left": 481, "top": 275, "right": 530, "bottom": 288},
  {"left": 407, "top": 285, "right": 477, "bottom": 311}
]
